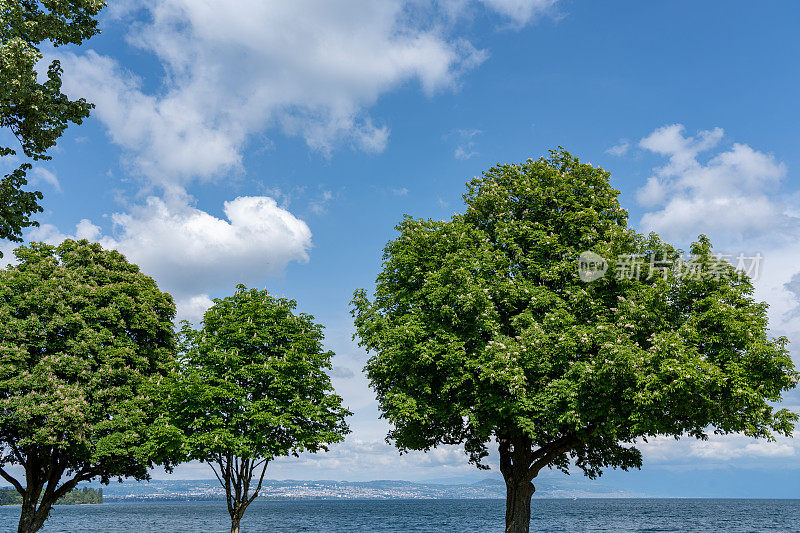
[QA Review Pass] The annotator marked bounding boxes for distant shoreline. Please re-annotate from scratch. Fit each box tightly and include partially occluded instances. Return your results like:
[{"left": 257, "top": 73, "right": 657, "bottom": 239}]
[
  {"left": 0, "top": 503, "right": 102, "bottom": 507},
  {"left": 96, "top": 496, "right": 800, "bottom": 503},
  {"left": 3, "top": 478, "right": 799, "bottom": 501}
]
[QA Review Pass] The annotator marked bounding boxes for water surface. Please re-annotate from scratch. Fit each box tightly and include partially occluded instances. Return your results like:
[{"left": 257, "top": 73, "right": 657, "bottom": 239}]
[{"left": 0, "top": 498, "right": 796, "bottom": 532}]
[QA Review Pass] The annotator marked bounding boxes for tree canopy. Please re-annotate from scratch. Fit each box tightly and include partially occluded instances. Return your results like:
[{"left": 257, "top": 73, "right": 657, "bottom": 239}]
[
  {"left": 351, "top": 150, "right": 798, "bottom": 533},
  {"left": 0, "top": 486, "right": 102, "bottom": 505},
  {"left": 0, "top": 239, "right": 178, "bottom": 533},
  {"left": 172, "top": 285, "right": 351, "bottom": 533},
  {"left": 0, "top": 0, "right": 105, "bottom": 249}
]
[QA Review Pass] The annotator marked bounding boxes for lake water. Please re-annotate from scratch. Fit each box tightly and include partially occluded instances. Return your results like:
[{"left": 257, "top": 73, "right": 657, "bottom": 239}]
[{"left": 0, "top": 499, "right": 797, "bottom": 532}]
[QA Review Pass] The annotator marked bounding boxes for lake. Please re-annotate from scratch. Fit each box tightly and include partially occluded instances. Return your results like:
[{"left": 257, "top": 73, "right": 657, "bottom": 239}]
[{"left": 0, "top": 499, "right": 797, "bottom": 532}]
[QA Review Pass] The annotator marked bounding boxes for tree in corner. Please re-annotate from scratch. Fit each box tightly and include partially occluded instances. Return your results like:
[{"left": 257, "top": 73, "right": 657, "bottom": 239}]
[
  {"left": 1, "top": 1, "right": 106, "bottom": 251},
  {"left": 172, "top": 285, "right": 351, "bottom": 533},
  {"left": 0, "top": 240, "right": 179, "bottom": 533},
  {"left": 351, "top": 150, "right": 798, "bottom": 533}
]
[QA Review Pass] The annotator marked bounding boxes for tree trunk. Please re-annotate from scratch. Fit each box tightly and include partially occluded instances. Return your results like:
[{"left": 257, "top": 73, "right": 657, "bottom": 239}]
[
  {"left": 229, "top": 499, "right": 247, "bottom": 533},
  {"left": 17, "top": 502, "right": 36, "bottom": 533},
  {"left": 504, "top": 478, "right": 534, "bottom": 533},
  {"left": 215, "top": 455, "right": 269, "bottom": 533},
  {"left": 16, "top": 497, "right": 50, "bottom": 533},
  {"left": 498, "top": 432, "right": 579, "bottom": 533},
  {"left": 499, "top": 434, "right": 536, "bottom": 533}
]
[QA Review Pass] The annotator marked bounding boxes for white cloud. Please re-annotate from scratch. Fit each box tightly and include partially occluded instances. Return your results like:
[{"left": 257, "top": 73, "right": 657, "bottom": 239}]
[
  {"left": 447, "top": 128, "right": 482, "bottom": 160},
  {"left": 639, "top": 124, "right": 723, "bottom": 159},
  {"left": 55, "top": 50, "right": 245, "bottom": 186},
  {"left": 330, "top": 366, "right": 356, "bottom": 379},
  {"left": 605, "top": 139, "right": 630, "bottom": 157},
  {"left": 637, "top": 124, "right": 791, "bottom": 245},
  {"left": 308, "top": 190, "right": 335, "bottom": 215},
  {"left": 174, "top": 294, "right": 215, "bottom": 324},
  {"left": 0, "top": 243, "right": 16, "bottom": 267},
  {"left": 636, "top": 176, "right": 666, "bottom": 206},
  {"left": 30, "top": 167, "right": 62, "bottom": 193},
  {"left": 267, "top": 438, "right": 479, "bottom": 481},
  {"left": 16, "top": 220, "right": 95, "bottom": 248},
  {"left": 54, "top": 0, "right": 499, "bottom": 185},
  {"left": 478, "top": 0, "right": 558, "bottom": 25},
  {"left": 74, "top": 219, "right": 102, "bottom": 241},
  {"left": 20, "top": 195, "right": 311, "bottom": 319},
  {"left": 639, "top": 432, "right": 799, "bottom": 464},
  {"left": 454, "top": 145, "right": 478, "bottom": 160},
  {"left": 104, "top": 195, "right": 311, "bottom": 298}
]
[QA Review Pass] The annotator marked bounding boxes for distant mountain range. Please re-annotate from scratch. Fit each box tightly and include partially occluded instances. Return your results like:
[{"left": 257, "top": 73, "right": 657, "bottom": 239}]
[{"left": 90, "top": 477, "right": 637, "bottom": 501}]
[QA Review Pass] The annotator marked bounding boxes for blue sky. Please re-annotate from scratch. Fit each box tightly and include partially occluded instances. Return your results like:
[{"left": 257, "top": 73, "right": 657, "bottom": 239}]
[{"left": 3, "top": 0, "right": 800, "bottom": 495}]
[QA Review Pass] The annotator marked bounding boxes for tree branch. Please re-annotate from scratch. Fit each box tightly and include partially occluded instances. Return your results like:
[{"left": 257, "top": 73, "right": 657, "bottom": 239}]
[
  {"left": 220, "top": 455, "right": 234, "bottom": 518},
  {"left": 40, "top": 448, "right": 63, "bottom": 504},
  {"left": 0, "top": 465, "right": 24, "bottom": 494},
  {"left": 245, "top": 459, "right": 269, "bottom": 507},
  {"left": 528, "top": 433, "right": 576, "bottom": 464},
  {"left": 231, "top": 454, "right": 242, "bottom": 505},
  {"left": 48, "top": 471, "right": 83, "bottom": 503},
  {"left": 526, "top": 436, "right": 579, "bottom": 483},
  {"left": 208, "top": 461, "right": 225, "bottom": 488},
  {"left": 9, "top": 442, "right": 26, "bottom": 468},
  {"left": 241, "top": 457, "right": 251, "bottom": 505},
  {"left": 498, "top": 436, "right": 513, "bottom": 481}
]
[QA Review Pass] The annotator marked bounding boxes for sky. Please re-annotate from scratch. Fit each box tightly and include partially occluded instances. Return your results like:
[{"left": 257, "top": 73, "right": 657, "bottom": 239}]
[{"left": 2, "top": 0, "right": 800, "bottom": 496}]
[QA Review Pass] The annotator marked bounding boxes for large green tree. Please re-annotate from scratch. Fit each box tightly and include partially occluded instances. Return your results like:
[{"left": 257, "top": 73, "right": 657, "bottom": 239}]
[
  {"left": 352, "top": 150, "right": 798, "bottom": 533},
  {"left": 1, "top": 0, "right": 105, "bottom": 250},
  {"left": 172, "top": 285, "right": 351, "bottom": 533},
  {"left": 0, "top": 239, "right": 179, "bottom": 533}
]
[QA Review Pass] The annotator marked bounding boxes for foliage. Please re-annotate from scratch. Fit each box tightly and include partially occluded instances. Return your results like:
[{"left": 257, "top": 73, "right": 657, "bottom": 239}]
[
  {"left": 351, "top": 149, "right": 798, "bottom": 532},
  {"left": 0, "top": 239, "right": 178, "bottom": 532},
  {"left": 0, "top": 0, "right": 105, "bottom": 249},
  {"left": 0, "top": 486, "right": 102, "bottom": 505},
  {"left": 53, "top": 486, "right": 101, "bottom": 504},
  {"left": 172, "top": 285, "right": 350, "bottom": 533}
]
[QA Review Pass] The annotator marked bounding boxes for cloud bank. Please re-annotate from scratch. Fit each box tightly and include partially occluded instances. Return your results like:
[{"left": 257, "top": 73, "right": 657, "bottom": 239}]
[
  {"left": 637, "top": 124, "right": 789, "bottom": 245},
  {"left": 25, "top": 195, "right": 311, "bottom": 321},
  {"left": 54, "top": 0, "right": 504, "bottom": 184}
]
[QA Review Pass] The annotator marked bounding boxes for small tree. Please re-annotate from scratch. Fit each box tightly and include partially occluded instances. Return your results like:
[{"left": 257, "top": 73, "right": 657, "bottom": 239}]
[
  {"left": 352, "top": 150, "right": 798, "bottom": 533},
  {"left": 0, "top": 240, "right": 179, "bottom": 533},
  {"left": 173, "top": 285, "right": 350, "bottom": 533},
  {"left": 1, "top": 1, "right": 106, "bottom": 249}
]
